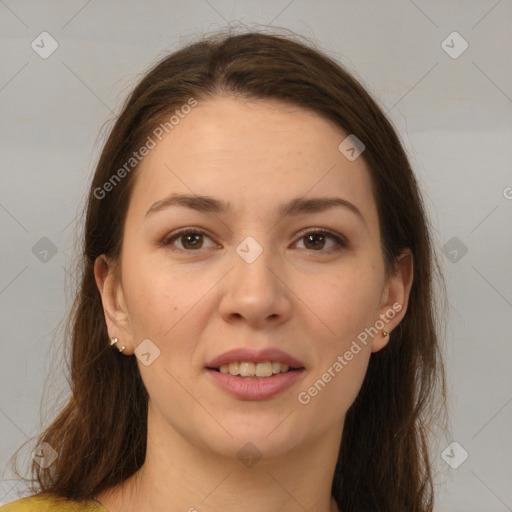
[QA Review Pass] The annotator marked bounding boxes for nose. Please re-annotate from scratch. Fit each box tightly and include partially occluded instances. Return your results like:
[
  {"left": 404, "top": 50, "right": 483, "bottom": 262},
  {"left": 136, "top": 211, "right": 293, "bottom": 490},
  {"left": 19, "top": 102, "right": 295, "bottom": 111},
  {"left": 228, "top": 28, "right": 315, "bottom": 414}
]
[{"left": 217, "top": 239, "right": 292, "bottom": 328}]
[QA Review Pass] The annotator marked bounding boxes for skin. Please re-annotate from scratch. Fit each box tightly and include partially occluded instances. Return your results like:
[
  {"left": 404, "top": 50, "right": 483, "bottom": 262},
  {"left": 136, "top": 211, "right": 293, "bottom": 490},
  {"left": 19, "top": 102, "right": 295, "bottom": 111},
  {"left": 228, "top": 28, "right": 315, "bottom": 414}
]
[{"left": 94, "top": 95, "right": 413, "bottom": 512}]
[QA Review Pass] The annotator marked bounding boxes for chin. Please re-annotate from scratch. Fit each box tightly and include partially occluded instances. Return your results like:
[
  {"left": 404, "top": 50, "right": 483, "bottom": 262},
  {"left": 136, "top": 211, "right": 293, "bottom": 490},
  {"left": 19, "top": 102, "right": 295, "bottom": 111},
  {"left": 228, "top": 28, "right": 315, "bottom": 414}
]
[{"left": 202, "top": 416, "right": 307, "bottom": 461}]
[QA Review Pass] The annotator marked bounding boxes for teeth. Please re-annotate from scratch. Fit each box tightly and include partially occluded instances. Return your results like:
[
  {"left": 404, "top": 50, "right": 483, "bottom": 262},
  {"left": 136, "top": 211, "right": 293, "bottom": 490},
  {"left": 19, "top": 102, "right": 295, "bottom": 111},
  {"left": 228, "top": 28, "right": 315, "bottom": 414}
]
[
  {"left": 256, "top": 362, "right": 272, "bottom": 377},
  {"left": 228, "top": 362, "right": 240, "bottom": 375},
  {"left": 239, "top": 362, "right": 255, "bottom": 377},
  {"left": 217, "top": 361, "right": 294, "bottom": 377}
]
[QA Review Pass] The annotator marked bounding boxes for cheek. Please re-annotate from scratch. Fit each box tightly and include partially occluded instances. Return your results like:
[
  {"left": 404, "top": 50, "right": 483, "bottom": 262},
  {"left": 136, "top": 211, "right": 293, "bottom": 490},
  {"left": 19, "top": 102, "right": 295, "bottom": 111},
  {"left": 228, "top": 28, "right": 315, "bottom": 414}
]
[
  {"left": 293, "top": 260, "right": 381, "bottom": 412},
  {"left": 121, "top": 256, "right": 198, "bottom": 340},
  {"left": 299, "top": 261, "right": 383, "bottom": 343},
  {"left": 296, "top": 322, "right": 372, "bottom": 426}
]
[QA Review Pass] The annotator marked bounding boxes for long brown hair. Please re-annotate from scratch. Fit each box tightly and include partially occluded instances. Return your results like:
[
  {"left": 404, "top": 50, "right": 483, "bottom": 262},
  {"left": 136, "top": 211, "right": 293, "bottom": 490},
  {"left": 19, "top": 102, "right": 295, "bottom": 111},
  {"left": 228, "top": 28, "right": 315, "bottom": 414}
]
[{"left": 10, "top": 28, "right": 448, "bottom": 511}]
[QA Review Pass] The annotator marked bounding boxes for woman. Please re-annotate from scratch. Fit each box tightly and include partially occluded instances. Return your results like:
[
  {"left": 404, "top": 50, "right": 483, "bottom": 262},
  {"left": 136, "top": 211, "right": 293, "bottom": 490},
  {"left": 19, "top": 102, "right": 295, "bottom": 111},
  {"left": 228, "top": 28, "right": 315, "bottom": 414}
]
[{"left": 3, "top": 30, "right": 448, "bottom": 512}]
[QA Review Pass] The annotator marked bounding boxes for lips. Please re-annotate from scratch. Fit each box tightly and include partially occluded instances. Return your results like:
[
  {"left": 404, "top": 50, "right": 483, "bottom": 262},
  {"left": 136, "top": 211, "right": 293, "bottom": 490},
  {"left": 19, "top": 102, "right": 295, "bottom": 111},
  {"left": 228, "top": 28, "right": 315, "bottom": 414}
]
[
  {"left": 204, "top": 347, "right": 306, "bottom": 400},
  {"left": 205, "top": 368, "right": 306, "bottom": 400},
  {"left": 205, "top": 347, "right": 305, "bottom": 370}
]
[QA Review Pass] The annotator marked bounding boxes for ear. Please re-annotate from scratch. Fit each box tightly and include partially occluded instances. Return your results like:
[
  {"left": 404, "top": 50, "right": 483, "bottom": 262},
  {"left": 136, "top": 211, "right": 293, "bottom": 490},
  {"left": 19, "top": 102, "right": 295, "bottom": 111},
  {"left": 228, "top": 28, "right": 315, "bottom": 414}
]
[
  {"left": 371, "top": 248, "right": 414, "bottom": 353},
  {"left": 94, "top": 254, "right": 134, "bottom": 353}
]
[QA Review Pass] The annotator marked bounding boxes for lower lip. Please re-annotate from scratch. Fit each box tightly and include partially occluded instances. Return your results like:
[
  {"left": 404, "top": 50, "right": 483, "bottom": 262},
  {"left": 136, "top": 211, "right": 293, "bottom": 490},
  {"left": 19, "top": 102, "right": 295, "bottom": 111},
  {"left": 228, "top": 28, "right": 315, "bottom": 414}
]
[{"left": 205, "top": 368, "right": 306, "bottom": 401}]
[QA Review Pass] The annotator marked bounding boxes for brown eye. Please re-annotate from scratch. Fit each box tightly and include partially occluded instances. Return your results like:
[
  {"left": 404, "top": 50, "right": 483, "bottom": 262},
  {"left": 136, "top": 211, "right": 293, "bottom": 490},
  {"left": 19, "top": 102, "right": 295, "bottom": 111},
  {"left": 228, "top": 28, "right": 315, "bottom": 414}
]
[
  {"left": 304, "top": 232, "right": 327, "bottom": 250},
  {"left": 295, "top": 230, "right": 348, "bottom": 253},
  {"left": 161, "top": 228, "right": 348, "bottom": 254},
  {"left": 179, "top": 233, "right": 203, "bottom": 250},
  {"left": 162, "top": 229, "right": 215, "bottom": 251}
]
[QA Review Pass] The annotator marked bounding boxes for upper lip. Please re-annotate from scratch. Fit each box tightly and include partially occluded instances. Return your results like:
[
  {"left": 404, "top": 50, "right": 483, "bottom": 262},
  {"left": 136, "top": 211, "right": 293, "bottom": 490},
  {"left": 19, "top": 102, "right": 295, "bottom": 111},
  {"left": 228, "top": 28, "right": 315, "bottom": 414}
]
[{"left": 206, "top": 348, "right": 305, "bottom": 369}]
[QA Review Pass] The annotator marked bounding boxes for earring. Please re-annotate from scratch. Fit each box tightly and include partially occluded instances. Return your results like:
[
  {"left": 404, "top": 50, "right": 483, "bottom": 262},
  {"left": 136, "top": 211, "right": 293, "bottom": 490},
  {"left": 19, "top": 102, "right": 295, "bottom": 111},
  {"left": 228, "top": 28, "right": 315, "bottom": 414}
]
[
  {"left": 110, "top": 337, "right": 126, "bottom": 353},
  {"left": 382, "top": 330, "right": 389, "bottom": 337}
]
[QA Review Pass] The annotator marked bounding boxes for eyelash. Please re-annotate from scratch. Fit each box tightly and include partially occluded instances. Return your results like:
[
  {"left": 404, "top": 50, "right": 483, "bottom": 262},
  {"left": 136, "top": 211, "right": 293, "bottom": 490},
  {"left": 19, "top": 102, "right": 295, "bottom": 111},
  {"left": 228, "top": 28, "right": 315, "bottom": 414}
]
[{"left": 160, "top": 227, "right": 349, "bottom": 254}]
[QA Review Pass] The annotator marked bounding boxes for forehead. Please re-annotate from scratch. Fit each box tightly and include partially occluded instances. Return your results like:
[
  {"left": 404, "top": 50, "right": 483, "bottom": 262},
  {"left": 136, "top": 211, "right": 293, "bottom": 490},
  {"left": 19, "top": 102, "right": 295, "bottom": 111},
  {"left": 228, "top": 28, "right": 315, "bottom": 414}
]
[{"left": 127, "top": 96, "right": 378, "bottom": 226}]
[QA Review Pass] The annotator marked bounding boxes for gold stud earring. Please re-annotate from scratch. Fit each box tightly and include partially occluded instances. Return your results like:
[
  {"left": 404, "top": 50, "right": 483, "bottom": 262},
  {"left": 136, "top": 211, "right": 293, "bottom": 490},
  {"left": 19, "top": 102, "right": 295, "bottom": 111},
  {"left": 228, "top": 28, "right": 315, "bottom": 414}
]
[
  {"left": 382, "top": 330, "right": 389, "bottom": 337},
  {"left": 110, "top": 337, "right": 126, "bottom": 353}
]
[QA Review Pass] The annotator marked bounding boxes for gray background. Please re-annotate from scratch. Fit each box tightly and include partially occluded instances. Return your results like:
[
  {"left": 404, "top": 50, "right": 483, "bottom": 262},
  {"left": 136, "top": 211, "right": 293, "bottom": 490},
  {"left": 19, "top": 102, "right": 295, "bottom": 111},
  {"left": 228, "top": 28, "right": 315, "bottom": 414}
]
[{"left": 1, "top": 1, "right": 511, "bottom": 510}]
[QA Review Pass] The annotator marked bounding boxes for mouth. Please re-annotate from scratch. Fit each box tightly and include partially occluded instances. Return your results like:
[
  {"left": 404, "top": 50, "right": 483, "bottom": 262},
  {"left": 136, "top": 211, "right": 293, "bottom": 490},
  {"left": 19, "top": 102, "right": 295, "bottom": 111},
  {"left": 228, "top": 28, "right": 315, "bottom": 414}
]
[
  {"left": 204, "top": 348, "right": 306, "bottom": 400},
  {"left": 207, "top": 361, "right": 304, "bottom": 378},
  {"left": 204, "top": 364, "right": 306, "bottom": 401}
]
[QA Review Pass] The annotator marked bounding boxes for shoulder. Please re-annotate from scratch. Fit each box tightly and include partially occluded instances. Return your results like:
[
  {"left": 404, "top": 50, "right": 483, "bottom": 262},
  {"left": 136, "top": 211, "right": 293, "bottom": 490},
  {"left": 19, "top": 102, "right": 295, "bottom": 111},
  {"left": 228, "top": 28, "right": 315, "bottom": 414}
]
[{"left": 0, "top": 494, "right": 107, "bottom": 512}]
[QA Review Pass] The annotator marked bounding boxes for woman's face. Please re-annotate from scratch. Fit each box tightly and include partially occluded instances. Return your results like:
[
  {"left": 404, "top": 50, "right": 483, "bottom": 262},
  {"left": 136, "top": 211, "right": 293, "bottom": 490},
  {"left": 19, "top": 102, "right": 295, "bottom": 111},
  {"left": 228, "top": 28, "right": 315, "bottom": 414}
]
[{"left": 96, "top": 95, "right": 412, "bottom": 460}]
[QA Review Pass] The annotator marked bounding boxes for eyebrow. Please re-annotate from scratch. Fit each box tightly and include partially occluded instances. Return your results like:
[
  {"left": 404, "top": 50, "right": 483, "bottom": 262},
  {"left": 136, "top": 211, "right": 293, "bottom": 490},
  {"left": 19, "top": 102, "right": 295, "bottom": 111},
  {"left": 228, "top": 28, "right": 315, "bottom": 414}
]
[{"left": 145, "top": 193, "right": 367, "bottom": 226}]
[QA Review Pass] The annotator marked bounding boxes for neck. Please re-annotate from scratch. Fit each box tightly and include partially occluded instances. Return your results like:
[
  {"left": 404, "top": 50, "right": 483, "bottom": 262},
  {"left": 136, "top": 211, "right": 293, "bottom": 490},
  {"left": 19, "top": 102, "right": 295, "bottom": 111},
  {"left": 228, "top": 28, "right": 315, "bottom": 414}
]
[{"left": 96, "top": 409, "right": 343, "bottom": 512}]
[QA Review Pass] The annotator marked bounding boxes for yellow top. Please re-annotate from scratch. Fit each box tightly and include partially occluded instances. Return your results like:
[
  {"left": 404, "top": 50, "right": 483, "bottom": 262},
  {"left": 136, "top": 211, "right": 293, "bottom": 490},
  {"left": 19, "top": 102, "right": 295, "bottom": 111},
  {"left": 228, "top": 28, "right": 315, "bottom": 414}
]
[{"left": 0, "top": 495, "right": 108, "bottom": 511}]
